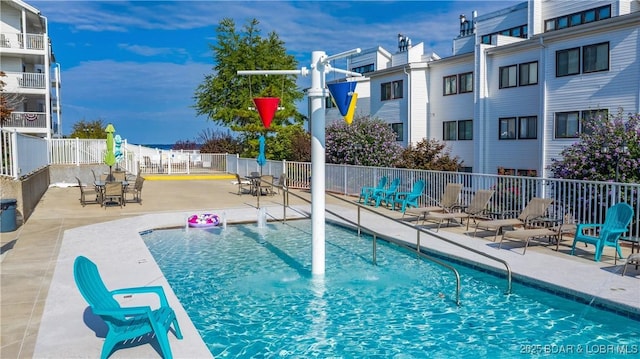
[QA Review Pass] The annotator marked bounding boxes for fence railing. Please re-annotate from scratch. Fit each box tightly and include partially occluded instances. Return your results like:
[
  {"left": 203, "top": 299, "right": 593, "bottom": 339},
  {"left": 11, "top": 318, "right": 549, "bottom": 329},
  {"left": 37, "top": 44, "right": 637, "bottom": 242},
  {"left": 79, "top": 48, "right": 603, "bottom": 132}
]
[
  {"left": 1, "top": 134, "right": 638, "bottom": 237},
  {"left": 3, "top": 112, "right": 47, "bottom": 129},
  {"left": 231, "top": 156, "right": 640, "bottom": 238},
  {"left": 0, "top": 130, "right": 48, "bottom": 178}
]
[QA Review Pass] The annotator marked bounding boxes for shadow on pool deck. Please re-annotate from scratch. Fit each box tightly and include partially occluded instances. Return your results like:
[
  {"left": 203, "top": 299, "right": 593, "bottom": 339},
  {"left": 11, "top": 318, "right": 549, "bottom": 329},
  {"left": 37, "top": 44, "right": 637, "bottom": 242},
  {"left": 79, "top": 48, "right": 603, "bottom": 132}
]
[{"left": 1, "top": 176, "right": 639, "bottom": 358}]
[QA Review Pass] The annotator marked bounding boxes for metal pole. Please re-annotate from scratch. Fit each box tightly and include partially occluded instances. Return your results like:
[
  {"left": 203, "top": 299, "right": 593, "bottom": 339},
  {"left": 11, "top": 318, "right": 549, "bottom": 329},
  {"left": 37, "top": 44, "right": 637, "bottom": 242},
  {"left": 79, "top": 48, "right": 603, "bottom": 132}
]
[{"left": 309, "top": 51, "right": 327, "bottom": 276}]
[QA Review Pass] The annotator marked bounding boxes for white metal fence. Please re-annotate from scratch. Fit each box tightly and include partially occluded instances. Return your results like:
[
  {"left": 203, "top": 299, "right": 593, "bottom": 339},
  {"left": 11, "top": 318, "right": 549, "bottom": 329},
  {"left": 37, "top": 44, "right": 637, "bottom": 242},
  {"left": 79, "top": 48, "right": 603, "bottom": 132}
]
[
  {"left": 231, "top": 156, "right": 640, "bottom": 238},
  {"left": 0, "top": 129, "right": 49, "bottom": 178},
  {"left": 1, "top": 133, "right": 638, "bottom": 237}
]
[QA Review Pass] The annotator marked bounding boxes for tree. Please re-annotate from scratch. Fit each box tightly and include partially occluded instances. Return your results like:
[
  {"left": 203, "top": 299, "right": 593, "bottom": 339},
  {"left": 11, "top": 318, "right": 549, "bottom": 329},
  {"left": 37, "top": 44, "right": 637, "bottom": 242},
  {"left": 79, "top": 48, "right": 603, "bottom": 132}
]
[
  {"left": 172, "top": 140, "right": 199, "bottom": 151},
  {"left": 69, "top": 119, "right": 107, "bottom": 139},
  {"left": 396, "top": 138, "right": 462, "bottom": 171},
  {"left": 325, "top": 116, "right": 402, "bottom": 167},
  {"left": 0, "top": 71, "right": 25, "bottom": 127},
  {"left": 197, "top": 128, "right": 243, "bottom": 154},
  {"left": 267, "top": 124, "right": 310, "bottom": 162},
  {"left": 549, "top": 110, "right": 640, "bottom": 183},
  {"left": 194, "top": 18, "right": 305, "bottom": 155}
]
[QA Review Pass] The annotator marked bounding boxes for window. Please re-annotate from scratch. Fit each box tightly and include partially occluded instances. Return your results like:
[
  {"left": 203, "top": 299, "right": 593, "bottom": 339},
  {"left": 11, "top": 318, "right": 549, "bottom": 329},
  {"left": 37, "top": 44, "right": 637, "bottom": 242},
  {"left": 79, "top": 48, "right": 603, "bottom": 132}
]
[
  {"left": 352, "top": 63, "right": 374, "bottom": 74},
  {"left": 544, "top": 5, "right": 611, "bottom": 32},
  {"left": 557, "top": 16, "right": 568, "bottom": 29},
  {"left": 555, "top": 112, "right": 580, "bottom": 138},
  {"left": 581, "top": 109, "right": 608, "bottom": 135},
  {"left": 545, "top": 19, "right": 555, "bottom": 31},
  {"left": 392, "top": 80, "right": 403, "bottom": 99},
  {"left": 499, "top": 118, "right": 516, "bottom": 140},
  {"left": 443, "top": 121, "right": 457, "bottom": 140},
  {"left": 480, "top": 24, "right": 527, "bottom": 43},
  {"left": 583, "top": 42, "right": 609, "bottom": 73},
  {"left": 570, "top": 13, "right": 582, "bottom": 26},
  {"left": 518, "top": 116, "right": 537, "bottom": 139},
  {"left": 459, "top": 72, "right": 473, "bottom": 93},
  {"left": 556, "top": 47, "right": 580, "bottom": 77},
  {"left": 519, "top": 62, "right": 538, "bottom": 86},
  {"left": 391, "top": 123, "right": 404, "bottom": 141},
  {"left": 458, "top": 120, "right": 473, "bottom": 140},
  {"left": 597, "top": 5, "right": 610, "bottom": 20},
  {"left": 517, "top": 169, "right": 538, "bottom": 177},
  {"left": 444, "top": 75, "right": 457, "bottom": 95},
  {"left": 499, "top": 65, "right": 517, "bottom": 88},
  {"left": 584, "top": 9, "right": 596, "bottom": 23},
  {"left": 381, "top": 82, "right": 391, "bottom": 100},
  {"left": 326, "top": 96, "right": 335, "bottom": 108},
  {"left": 381, "top": 80, "right": 403, "bottom": 100}
]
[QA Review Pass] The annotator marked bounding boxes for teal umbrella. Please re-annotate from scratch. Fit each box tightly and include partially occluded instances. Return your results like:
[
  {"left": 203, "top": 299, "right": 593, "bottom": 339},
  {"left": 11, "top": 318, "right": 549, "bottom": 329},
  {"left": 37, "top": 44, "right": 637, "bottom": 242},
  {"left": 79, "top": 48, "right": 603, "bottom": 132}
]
[
  {"left": 104, "top": 123, "right": 116, "bottom": 180},
  {"left": 257, "top": 135, "right": 267, "bottom": 169}
]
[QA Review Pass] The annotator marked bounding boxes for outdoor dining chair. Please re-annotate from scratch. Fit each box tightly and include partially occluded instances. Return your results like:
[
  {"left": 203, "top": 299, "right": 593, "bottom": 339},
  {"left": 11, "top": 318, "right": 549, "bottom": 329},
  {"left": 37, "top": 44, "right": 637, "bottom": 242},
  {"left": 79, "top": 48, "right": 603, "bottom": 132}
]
[
  {"left": 75, "top": 177, "right": 102, "bottom": 207},
  {"left": 102, "top": 181, "right": 124, "bottom": 208},
  {"left": 125, "top": 176, "right": 145, "bottom": 204},
  {"left": 235, "top": 173, "right": 252, "bottom": 195}
]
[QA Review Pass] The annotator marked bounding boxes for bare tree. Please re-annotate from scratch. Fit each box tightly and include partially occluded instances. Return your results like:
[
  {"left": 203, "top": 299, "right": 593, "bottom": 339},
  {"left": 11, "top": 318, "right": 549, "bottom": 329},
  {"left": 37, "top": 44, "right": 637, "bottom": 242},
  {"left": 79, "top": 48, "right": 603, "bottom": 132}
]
[{"left": 0, "top": 71, "right": 25, "bottom": 127}]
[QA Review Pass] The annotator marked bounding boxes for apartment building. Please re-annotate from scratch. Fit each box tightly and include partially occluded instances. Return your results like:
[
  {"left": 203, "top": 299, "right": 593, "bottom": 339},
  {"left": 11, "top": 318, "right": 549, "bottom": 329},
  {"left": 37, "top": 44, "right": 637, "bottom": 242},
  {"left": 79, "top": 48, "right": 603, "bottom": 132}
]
[
  {"left": 0, "top": 0, "right": 60, "bottom": 139},
  {"left": 327, "top": 0, "right": 640, "bottom": 177}
]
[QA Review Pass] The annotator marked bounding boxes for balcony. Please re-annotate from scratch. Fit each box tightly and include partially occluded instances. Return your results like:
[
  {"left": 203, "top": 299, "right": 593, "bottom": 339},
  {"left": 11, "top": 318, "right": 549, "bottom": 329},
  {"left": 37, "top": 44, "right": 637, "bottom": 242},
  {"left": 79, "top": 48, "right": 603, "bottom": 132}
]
[
  {"left": 0, "top": 32, "right": 45, "bottom": 51},
  {"left": 3, "top": 112, "right": 47, "bottom": 129},
  {"left": 1, "top": 72, "right": 46, "bottom": 91}
]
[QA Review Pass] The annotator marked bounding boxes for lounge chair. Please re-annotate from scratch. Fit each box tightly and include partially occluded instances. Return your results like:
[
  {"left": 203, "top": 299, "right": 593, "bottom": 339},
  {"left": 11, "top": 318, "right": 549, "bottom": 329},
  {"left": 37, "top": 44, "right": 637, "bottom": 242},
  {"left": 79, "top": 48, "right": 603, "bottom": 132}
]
[
  {"left": 499, "top": 227, "right": 563, "bottom": 255},
  {"left": 73, "top": 256, "right": 183, "bottom": 359},
  {"left": 372, "top": 178, "right": 400, "bottom": 208},
  {"left": 389, "top": 179, "right": 425, "bottom": 212},
  {"left": 358, "top": 176, "right": 387, "bottom": 205},
  {"left": 571, "top": 202, "right": 634, "bottom": 262},
  {"left": 473, "top": 197, "right": 553, "bottom": 239},
  {"left": 423, "top": 189, "right": 494, "bottom": 231},
  {"left": 403, "top": 183, "right": 463, "bottom": 221}
]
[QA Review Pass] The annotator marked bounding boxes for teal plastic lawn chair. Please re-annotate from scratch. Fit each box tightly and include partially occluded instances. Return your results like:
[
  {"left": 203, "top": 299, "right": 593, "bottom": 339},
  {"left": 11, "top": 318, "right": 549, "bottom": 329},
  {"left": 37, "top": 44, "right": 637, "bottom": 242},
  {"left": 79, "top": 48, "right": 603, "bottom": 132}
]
[
  {"left": 570, "top": 203, "right": 634, "bottom": 262},
  {"left": 373, "top": 178, "right": 401, "bottom": 208},
  {"left": 390, "top": 179, "right": 426, "bottom": 212},
  {"left": 73, "top": 256, "right": 183, "bottom": 359},
  {"left": 358, "top": 176, "right": 387, "bottom": 205}
]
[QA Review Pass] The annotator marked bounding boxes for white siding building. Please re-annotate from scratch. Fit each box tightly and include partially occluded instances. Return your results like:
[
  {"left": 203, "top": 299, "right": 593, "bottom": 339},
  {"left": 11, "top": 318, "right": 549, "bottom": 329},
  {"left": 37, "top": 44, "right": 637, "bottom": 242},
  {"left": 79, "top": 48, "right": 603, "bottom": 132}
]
[
  {"left": 328, "top": 0, "right": 639, "bottom": 177},
  {"left": 0, "top": 0, "right": 60, "bottom": 139}
]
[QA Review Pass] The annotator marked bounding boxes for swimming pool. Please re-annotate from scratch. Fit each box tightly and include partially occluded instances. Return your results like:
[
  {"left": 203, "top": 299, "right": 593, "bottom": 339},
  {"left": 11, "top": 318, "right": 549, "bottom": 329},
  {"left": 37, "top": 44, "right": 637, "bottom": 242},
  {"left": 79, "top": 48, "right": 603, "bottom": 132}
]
[{"left": 142, "top": 220, "right": 639, "bottom": 358}]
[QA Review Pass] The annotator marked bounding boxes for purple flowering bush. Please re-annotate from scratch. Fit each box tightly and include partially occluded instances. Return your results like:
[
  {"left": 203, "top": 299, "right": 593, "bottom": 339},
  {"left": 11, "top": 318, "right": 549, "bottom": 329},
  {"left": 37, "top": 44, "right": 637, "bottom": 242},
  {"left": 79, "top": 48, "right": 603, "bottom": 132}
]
[
  {"left": 325, "top": 116, "right": 402, "bottom": 167},
  {"left": 549, "top": 111, "right": 640, "bottom": 183}
]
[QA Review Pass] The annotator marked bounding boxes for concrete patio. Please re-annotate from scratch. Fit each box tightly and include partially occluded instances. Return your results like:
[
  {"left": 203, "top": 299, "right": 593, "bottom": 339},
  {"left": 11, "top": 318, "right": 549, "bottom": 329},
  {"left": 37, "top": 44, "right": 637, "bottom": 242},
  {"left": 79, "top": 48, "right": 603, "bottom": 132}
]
[{"left": 1, "top": 175, "right": 638, "bottom": 358}]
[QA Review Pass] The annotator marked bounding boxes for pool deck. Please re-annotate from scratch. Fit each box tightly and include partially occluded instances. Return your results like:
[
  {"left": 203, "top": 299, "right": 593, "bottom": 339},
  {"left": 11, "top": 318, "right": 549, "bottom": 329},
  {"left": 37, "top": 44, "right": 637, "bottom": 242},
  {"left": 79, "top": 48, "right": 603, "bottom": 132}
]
[{"left": 1, "top": 176, "right": 639, "bottom": 358}]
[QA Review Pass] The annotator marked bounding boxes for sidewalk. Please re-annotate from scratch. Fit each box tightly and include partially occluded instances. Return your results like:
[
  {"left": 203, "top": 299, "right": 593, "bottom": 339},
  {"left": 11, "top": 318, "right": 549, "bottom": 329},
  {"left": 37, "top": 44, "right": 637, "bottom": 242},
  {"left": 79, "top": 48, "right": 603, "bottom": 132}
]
[{"left": 1, "top": 175, "right": 638, "bottom": 358}]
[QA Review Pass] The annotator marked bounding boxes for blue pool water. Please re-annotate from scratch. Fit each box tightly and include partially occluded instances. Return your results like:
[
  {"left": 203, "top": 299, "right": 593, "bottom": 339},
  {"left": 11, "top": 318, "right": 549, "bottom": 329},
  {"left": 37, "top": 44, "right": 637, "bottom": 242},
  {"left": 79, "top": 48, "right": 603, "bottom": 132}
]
[{"left": 142, "top": 220, "right": 639, "bottom": 358}]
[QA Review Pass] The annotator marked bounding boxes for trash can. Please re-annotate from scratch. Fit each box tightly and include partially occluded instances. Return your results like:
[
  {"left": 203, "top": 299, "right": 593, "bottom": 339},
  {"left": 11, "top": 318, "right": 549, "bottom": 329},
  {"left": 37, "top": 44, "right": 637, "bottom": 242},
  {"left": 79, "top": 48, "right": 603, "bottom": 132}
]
[{"left": 0, "top": 198, "right": 17, "bottom": 233}]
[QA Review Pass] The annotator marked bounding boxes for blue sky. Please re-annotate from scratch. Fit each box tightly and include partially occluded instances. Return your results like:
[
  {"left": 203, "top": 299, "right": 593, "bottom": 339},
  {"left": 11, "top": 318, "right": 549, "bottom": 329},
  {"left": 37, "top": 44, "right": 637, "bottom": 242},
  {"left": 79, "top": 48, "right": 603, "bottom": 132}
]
[{"left": 32, "top": 0, "right": 519, "bottom": 145}]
